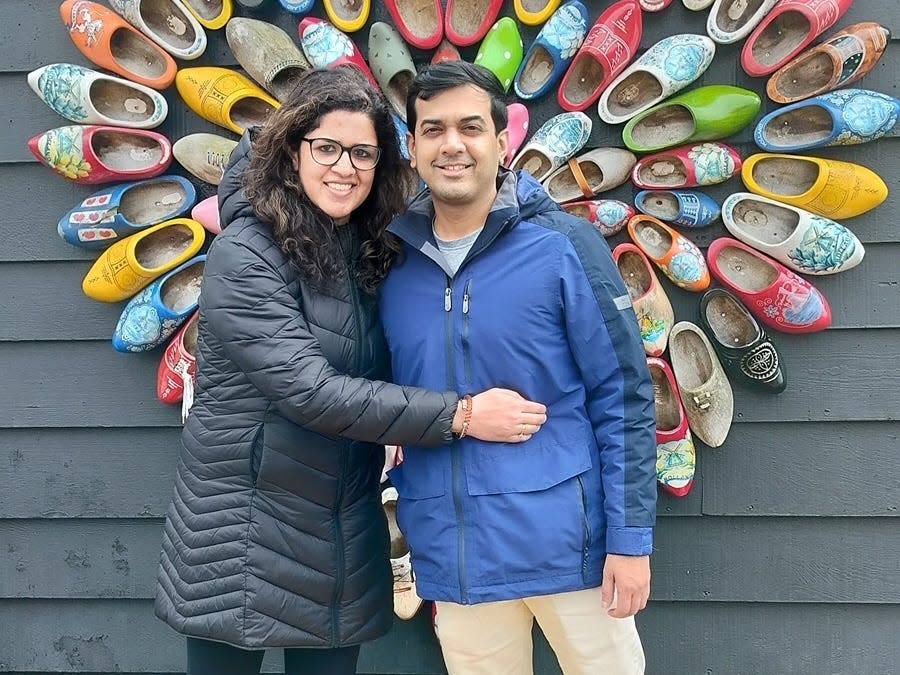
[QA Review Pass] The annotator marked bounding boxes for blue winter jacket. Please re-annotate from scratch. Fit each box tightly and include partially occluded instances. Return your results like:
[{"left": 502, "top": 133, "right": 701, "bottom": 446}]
[{"left": 379, "top": 170, "right": 656, "bottom": 605}]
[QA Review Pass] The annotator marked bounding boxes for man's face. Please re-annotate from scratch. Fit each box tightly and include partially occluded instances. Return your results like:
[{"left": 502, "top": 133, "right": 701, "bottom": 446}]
[{"left": 407, "top": 85, "right": 509, "bottom": 208}]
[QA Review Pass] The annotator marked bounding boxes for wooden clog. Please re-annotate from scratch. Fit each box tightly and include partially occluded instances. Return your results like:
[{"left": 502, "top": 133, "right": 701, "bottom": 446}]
[
  {"left": 385, "top": 0, "right": 443, "bottom": 50},
  {"left": 108, "top": 0, "right": 207, "bottom": 60},
  {"left": 226, "top": 18, "right": 311, "bottom": 103},
  {"left": 514, "top": 0, "right": 562, "bottom": 25},
  {"left": 647, "top": 356, "right": 696, "bottom": 496},
  {"left": 298, "top": 17, "right": 380, "bottom": 91},
  {"left": 181, "top": 0, "right": 231, "bottom": 30},
  {"left": 707, "top": 0, "right": 778, "bottom": 44},
  {"left": 632, "top": 142, "right": 742, "bottom": 190},
  {"left": 627, "top": 215, "right": 711, "bottom": 292},
  {"left": 543, "top": 147, "right": 636, "bottom": 203},
  {"left": 634, "top": 190, "right": 720, "bottom": 228},
  {"left": 369, "top": 22, "right": 417, "bottom": 120},
  {"left": 562, "top": 199, "right": 634, "bottom": 236},
  {"left": 176, "top": 67, "right": 280, "bottom": 135},
  {"left": 173, "top": 133, "right": 239, "bottom": 185},
  {"left": 324, "top": 0, "right": 371, "bottom": 33},
  {"left": 613, "top": 242, "right": 675, "bottom": 357},
  {"left": 509, "top": 111, "right": 592, "bottom": 183},
  {"left": 445, "top": 0, "right": 504, "bottom": 48},
  {"left": 473, "top": 17, "right": 524, "bottom": 93}
]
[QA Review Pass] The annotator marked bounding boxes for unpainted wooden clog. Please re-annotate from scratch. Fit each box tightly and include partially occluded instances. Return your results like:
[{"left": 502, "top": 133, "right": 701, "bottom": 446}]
[
  {"left": 173, "top": 133, "right": 238, "bottom": 185},
  {"left": 707, "top": 0, "right": 778, "bottom": 44},
  {"left": 543, "top": 147, "right": 636, "bottom": 203},
  {"left": 108, "top": 0, "right": 207, "bottom": 60},
  {"left": 226, "top": 18, "right": 311, "bottom": 103}
]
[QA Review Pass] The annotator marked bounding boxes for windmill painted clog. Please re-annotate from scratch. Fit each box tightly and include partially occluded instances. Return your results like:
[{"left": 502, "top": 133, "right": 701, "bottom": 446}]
[
  {"left": 58, "top": 175, "right": 196, "bottom": 249},
  {"left": 699, "top": 288, "right": 786, "bottom": 394},
  {"left": 628, "top": 215, "right": 710, "bottom": 292},
  {"left": 647, "top": 356, "right": 696, "bottom": 497},
  {"left": 82, "top": 218, "right": 205, "bottom": 303},
  {"left": 279, "top": 0, "right": 316, "bottom": 13},
  {"left": 741, "top": 0, "right": 853, "bottom": 78},
  {"left": 190, "top": 195, "right": 221, "bottom": 234},
  {"left": 28, "top": 125, "right": 172, "bottom": 185},
  {"left": 60, "top": 0, "right": 176, "bottom": 90},
  {"left": 509, "top": 111, "right": 591, "bottom": 183},
  {"left": 28, "top": 63, "right": 168, "bottom": 129},
  {"left": 323, "top": 0, "right": 369, "bottom": 32},
  {"left": 721, "top": 192, "right": 864, "bottom": 275},
  {"left": 181, "top": 0, "right": 232, "bottom": 30},
  {"left": 445, "top": 0, "right": 504, "bottom": 47},
  {"left": 562, "top": 199, "right": 634, "bottom": 236},
  {"left": 157, "top": 310, "right": 199, "bottom": 414},
  {"left": 632, "top": 142, "right": 742, "bottom": 190},
  {"left": 514, "top": 0, "right": 561, "bottom": 25},
  {"left": 385, "top": 0, "right": 443, "bottom": 50},
  {"left": 598, "top": 34, "right": 716, "bottom": 125},
  {"left": 634, "top": 190, "right": 720, "bottom": 228},
  {"left": 514, "top": 1, "right": 588, "bottom": 101},
  {"left": 173, "top": 133, "right": 238, "bottom": 185},
  {"left": 613, "top": 242, "right": 675, "bottom": 357},
  {"left": 707, "top": 0, "right": 778, "bottom": 44},
  {"left": 543, "top": 147, "right": 636, "bottom": 203},
  {"left": 623, "top": 85, "right": 761, "bottom": 153},
  {"left": 742, "top": 153, "right": 888, "bottom": 219},
  {"left": 112, "top": 255, "right": 206, "bottom": 353},
  {"left": 707, "top": 237, "right": 832, "bottom": 334},
  {"left": 108, "top": 0, "right": 206, "bottom": 60},
  {"left": 298, "top": 17, "right": 379, "bottom": 90},
  {"left": 474, "top": 18, "right": 523, "bottom": 93},
  {"left": 754, "top": 89, "right": 900, "bottom": 152},
  {"left": 176, "top": 67, "right": 280, "bottom": 136},
  {"left": 369, "top": 22, "right": 417, "bottom": 121},
  {"left": 557, "top": 0, "right": 642, "bottom": 112},
  {"left": 226, "top": 18, "right": 311, "bottom": 103},
  {"left": 767, "top": 22, "right": 891, "bottom": 103},
  {"left": 504, "top": 103, "right": 529, "bottom": 167},
  {"left": 668, "top": 321, "right": 734, "bottom": 449}
]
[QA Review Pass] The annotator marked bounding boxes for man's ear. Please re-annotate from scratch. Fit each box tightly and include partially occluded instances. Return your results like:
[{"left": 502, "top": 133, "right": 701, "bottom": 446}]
[
  {"left": 406, "top": 131, "right": 416, "bottom": 169},
  {"left": 497, "top": 127, "right": 510, "bottom": 165}
]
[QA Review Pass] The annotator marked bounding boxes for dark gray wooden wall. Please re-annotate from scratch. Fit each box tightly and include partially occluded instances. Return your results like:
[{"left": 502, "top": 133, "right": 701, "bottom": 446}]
[{"left": 2, "top": 1, "right": 899, "bottom": 673}]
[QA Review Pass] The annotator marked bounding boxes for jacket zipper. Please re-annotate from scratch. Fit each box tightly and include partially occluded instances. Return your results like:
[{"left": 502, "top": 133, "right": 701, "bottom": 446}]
[
  {"left": 575, "top": 475, "right": 592, "bottom": 584},
  {"left": 461, "top": 279, "right": 472, "bottom": 386},
  {"left": 331, "top": 444, "right": 348, "bottom": 646}
]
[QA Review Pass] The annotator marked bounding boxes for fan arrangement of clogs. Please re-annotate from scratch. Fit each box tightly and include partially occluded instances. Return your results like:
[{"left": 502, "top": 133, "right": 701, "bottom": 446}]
[{"left": 26, "top": 0, "right": 895, "bottom": 558}]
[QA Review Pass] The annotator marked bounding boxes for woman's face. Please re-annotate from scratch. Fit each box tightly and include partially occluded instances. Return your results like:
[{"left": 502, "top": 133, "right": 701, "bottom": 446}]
[{"left": 291, "top": 110, "right": 378, "bottom": 225}]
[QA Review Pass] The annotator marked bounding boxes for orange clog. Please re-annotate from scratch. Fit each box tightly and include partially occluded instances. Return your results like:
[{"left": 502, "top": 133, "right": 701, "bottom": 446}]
[{"left": 627, "top": 215, "right": 710, "bottom": 292}]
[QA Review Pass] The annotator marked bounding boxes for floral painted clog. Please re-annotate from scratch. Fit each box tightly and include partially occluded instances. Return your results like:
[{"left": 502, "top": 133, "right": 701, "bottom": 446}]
[
  {"left": 474, "top": 17, "right": 523, "bottom": 93},
  {"left": 557, "top": 0, "right": 642, "bottom": 112},
  {"left": 176, "top": 67, "right": 280, "bottom": 136},
  {"left": 741, "top": 0, "right": 853, "bottom": 78},
  {"left": 598, "top": 33, "right": 716, "bottom": 125},
  {"left": 647, "top": 356, "right": 696, "bottom": 496},
  {"left": 504, "top": 103, "right": 529, "bottom": 167},
  {"left": 226, "top": 18, "right": 311, "bottom": 103},
  {"left": 369, "top": 22, "right": 417, "bottom": 121},
  {"left": 58, "top": 175, "right": 196, "bottom": 249},
  {"left": 721, "top": 192, "right": 864, "bottom": 275},
  {"left": 60, "top": 0, "right": 176, "bottom": 90},
  {"left": 445, "top": 0, "right": 504, "bottom": 47},
  {"left": 28, "top": 125, "right": 172, "bottom": 185},
  {"left": 634, "top": 190, "right": 720, "bottom": 228},
  {"left": 157, "top": 310, "right": 199, "bottom": 418},
  {"left": 707, "top": 237, "right": 832, "bottom": 334},
  {"left": 191, "top": 195, "right": 221, "bottom": 234},
  {"left": 173, "top": 133, "right": 238, "bottom": 185},
  {"left": 699, "top": 288, "right": 786, "bottom": 394},
  {"left": 113, "top": 255, "right": 206, "bottom": 353},
  {"left": 514, "top": 0, "right": 561, "bottom": 25},
  {"left": 754, "top": 89, "right": 899, "bottom": 152},
  {"left": 632, "top": 142, "right": 742, "bottom": 190},
  {"left": 298, "top": 17, "right": 379, "bottom": 90},
  {"left": 324, "top": 0, "right": 369, "bottom": 32},
  {"left": 509, "top": 111, "right": 591, "bottom": 183},
  {"left": 513, "top": 1, "right": 588, "bottom": 101},
  {"left": 108, "top": 0, "right": 206, "bottom": 60},
  {"left": 562, "top": 199, "right": 634, "bottom": 236},
  {"left": 181, "top": 0, "right": 232, "bottom": 30},
  {"left": 28, "top": 63, "right": 168, "bottom": 129},
  {"left": 628, "top": 215, "right": 710, "bottom": 292},
  {"left": 623, "top": 85, "right": 761, "bottom": 153},
  {"left": 385, "top": 0, "right": 443, "bottom": 50},
  {"left": 543, "top": 147, "right": 636, "bottom": 203},
  {"left": 742, "top": 153, "right": 888, "bottom": 220},
  {"left": 613, "top": 242, "right": 675, "bottom": 356},
  {"left": 767, "top": 22, "right": 891, "bottom": 103},
  {"left": 707, "top": 0, "right": 778, "bottom": 44}
]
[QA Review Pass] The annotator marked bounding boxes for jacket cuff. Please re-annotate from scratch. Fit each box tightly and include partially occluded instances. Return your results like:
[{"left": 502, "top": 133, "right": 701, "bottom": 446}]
[
  {"left": 606, "top": 527, "right": 653, "bottom": 556},
  {"left": 438, "top": 392, "right": 460, "bottom": 444}
]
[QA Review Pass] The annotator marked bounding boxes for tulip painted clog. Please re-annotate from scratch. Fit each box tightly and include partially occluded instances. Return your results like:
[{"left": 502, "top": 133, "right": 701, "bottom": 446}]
[
  {"left": 157, "top": 310, "right": 199, "bottom": 417},
  {"left": 298, "top": 17, "right": 379, "bottom": 90},
  {"left": 632, "top": 142, "right": 742, "bottom": 190},
  {"left": 385, "top": 0, "right": 443, "bottom": 50},
  {"left": 58, "top": 175, "right": 196, "bottom": 249},
  {"left": 562, "top": 199, "right": 634, "bottom": 236},
  {"left": 324, "top": 0, "right": 369, "bottom": 32},
  {"left": 504, "top": 103, "right": 529, "bottom": 167},
  {"left": 647, "top": 356, "right": 696, "bottom": 497},
  {"left": 369, "top": 22, "right": 417, "bottom": 120},
  {"left": 28, "top": 124, "right": 172, "bottom": 185},
  {"left": 509, "top": 111, "right": 591, "bottom": 183},
  {"left": 634, "top": 190, "right": 720, "bottom": 228},
  {"left": 721, "top": 192, "right": 864, "bottom": 275},
  {"left": 613, "top": 242, "right": 675, "bottom": 356},
  {"left": 176, "top": 67, "right": 280, "bottom": 136},
  {"left": 628, "top": 215, "right": 710, "bottom": 292},
  {"left": 173, "top": 133, "right": 238, "bottom": 185},
  {"left": 191, "top": 195, "right": 221, "bottom": 234},
  {"left": 513, "top": 1, "right": 588, "bottom": 101},
  {"left": 543, "top": 147, "right": 636, "bottom": 203},
  {"left": 181, "top": 0, "right": 231, "bottom": 30},
  {"left": 445, "top": 0, "right": 504, "bottom": 47},
  {"left": 514, "top": 0, "right": 561, "bottom": 25},
  {"left": 598, "top": 33, "right": 716, "bottom": 125},
  {"left": 108, "top": 0, "right": 207, "bottom": 60},
  {"left": 474, "top": 17, "right": 524, "bottom": 93},
  {"left": 28, "top": 63, "right": 168, "bottom": 129},
  {"left": 742, "top": 153, "right": 888, "bottom": 219},
  {"left": 707, "top": 0, "right": 778, "bottom": 44},
  {"left": 707, "top": 237, "right": 832, "bottom": 334},
  {"left": 623, "top": 85, "right": 761, "bottom": 153},
  {"left": 226, "top": 18, "right": 311, "bottom": 103}
]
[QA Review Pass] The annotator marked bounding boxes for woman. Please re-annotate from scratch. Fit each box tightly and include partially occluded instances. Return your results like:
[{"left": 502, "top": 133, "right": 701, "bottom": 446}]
[{"left": 154, "top": 67, "right": 547, "bottom": 675}]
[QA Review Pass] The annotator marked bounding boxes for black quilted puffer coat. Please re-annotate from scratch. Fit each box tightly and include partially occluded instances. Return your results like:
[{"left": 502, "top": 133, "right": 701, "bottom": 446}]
[{"left": 155, "top": 133, "right": 458, "bottom": 649}]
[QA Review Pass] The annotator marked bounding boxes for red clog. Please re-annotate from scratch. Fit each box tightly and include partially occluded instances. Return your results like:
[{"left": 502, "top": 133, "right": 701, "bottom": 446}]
[
  {"left": 431, "top": 38, "right": 461, "bottom": 64},
  {"left": 632, "top": 142, "right": 742, "bottom": 190},
  {"left": 157, "top": 311, "right": 199, "bottom": 417},
  {"left": 741, "top": 0, "right": 853, "bottom": 77},
  {"left": 647, "top": 356, "right": 695, "bottom": 498},
  {"left": 707, "top": 237, "right": 832, "bottom": 334},
  {"left": 298, "top": 17, "right": 379, "bottom": 91},
  {"left": 557, "top": 0, "right": 642, "bottom": 112},
  {"left": 445, "top": 0, "right": 504, "bottom": 47},
  {"left": 385, "top": 0, "right": 444, "bottom": 50}
]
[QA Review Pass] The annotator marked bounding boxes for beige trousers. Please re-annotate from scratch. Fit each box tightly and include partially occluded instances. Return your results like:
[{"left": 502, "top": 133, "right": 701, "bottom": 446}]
[{"left": 435, "top": 587, "right": 645, "bottom": 675}]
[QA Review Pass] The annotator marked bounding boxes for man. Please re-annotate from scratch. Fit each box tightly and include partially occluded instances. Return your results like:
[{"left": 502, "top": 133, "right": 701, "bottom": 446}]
[{"left": 379, "top": 62, "right": 657, "bottom": 675}]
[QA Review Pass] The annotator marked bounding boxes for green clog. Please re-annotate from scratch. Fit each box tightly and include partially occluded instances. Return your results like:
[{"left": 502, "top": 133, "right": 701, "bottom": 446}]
[
  {"left": 622, "top": 85, "right": 761, "bottom": 153},
  {"left": 474, "top": 17, "right": 524, "bottom": 93}
]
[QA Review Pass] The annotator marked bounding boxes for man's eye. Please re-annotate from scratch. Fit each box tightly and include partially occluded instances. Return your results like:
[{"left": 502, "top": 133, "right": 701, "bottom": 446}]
[{"left": 423, "top": 128, "right": 441, "bottom": 136}]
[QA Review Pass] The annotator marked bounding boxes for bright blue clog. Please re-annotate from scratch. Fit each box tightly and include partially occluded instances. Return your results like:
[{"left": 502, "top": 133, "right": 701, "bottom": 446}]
[
  {"left": 112, "top": 255, "right": 206, "bottom": 353},
  {"left": 58, "top": 175, "right": 196, "bottom": 250},
  {"left": 513, "top": 1, "right": 588, "bottom": 101},
  {"left": 634, "top": 190, "right": 720, "bottom": 228},
  {"left": 392, "top": 113, "right": 410, "bottom": 161},
  {"left": 754, "top": 89, "right": 900, "bottom": 152},
  {"left": 280, "top": 0, "right": 315, "bottom": 13}
]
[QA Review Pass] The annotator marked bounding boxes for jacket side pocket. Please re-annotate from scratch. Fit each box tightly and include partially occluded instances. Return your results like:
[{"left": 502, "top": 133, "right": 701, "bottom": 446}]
[{"left": 249, "top": 424, "right": 264, "bottom": 486}]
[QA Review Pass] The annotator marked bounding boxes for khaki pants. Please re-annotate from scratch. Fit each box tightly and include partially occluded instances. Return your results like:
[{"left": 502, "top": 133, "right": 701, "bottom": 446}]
[{"left": 435, "top": 587, "right": 645, "bottom": 675}]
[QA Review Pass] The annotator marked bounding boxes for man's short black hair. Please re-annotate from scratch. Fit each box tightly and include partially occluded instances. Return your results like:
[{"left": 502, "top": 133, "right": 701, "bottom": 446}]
[{"left": 406, "top": 61, "right": 509, "bottom": 135}]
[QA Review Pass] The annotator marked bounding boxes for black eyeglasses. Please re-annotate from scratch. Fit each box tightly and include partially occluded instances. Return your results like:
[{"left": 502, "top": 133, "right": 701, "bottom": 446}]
[{"left": 301, "top": 137, "right": 381, "bottom": 171}]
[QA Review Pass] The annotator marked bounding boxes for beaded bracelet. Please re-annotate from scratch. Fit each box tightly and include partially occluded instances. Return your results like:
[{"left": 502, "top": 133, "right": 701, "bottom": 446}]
[{"left": 458, "top": 394, "right": 473, "bottom": 439}]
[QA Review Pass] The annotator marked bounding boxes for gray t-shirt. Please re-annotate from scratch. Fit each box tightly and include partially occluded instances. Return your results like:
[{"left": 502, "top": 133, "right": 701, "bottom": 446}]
[{"left": 433, "top": 226, "right": 483, "bottom": 276}]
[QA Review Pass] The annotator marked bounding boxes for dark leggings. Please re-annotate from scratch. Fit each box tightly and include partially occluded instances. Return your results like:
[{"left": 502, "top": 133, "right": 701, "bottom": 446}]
[{"left": 186, "top": 637, "right": 360, "bottom": 675}]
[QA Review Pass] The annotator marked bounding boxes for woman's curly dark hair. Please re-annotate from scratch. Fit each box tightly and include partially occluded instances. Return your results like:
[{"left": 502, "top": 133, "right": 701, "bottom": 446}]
[{"left": 242, "top": 67, "right": 415, "bottom": 294}]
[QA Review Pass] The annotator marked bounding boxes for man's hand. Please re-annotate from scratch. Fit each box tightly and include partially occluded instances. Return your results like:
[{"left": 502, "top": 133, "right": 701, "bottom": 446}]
[{"left": 601, "top": 554, "right": 650, "bottom": 618}]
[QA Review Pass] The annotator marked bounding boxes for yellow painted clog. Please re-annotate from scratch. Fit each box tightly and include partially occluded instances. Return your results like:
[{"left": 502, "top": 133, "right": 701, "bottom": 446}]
[
  {"left": 514, "top": 0, "right": 562, "bottom": 26},
  {"left": 176, "top": 67, "right": 280, "bottom": 136},
  {"left": 742, "top": 153, "right": 888, "bottom": 220},
  {"left": 181, "top": 0, "right": 232, "bottom": 30},
  {"left": 82, "top": 218, "right": 206, "bottom": 302},
  {"left": 324, "top": 0, "right": 370, "bottom": 32}
]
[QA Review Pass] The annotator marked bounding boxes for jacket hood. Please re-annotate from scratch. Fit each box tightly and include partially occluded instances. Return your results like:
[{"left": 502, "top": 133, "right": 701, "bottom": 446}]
[{"left": 217, "top": 129, "right": 256, "bottom": 230}]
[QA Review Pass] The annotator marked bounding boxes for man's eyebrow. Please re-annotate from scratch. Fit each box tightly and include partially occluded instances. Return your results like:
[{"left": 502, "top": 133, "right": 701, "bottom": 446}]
[{"left": 418, "top": 115, "right": 488, "bottom": 127}]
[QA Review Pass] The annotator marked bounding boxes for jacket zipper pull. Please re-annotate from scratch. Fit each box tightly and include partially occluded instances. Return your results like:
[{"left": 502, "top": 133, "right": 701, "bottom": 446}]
[
  {"left": 462, "top": 291, "right": 469, "bottom": 315},
  {"left": 444, "top": 287, "right": 452, "bottom": 312}
]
